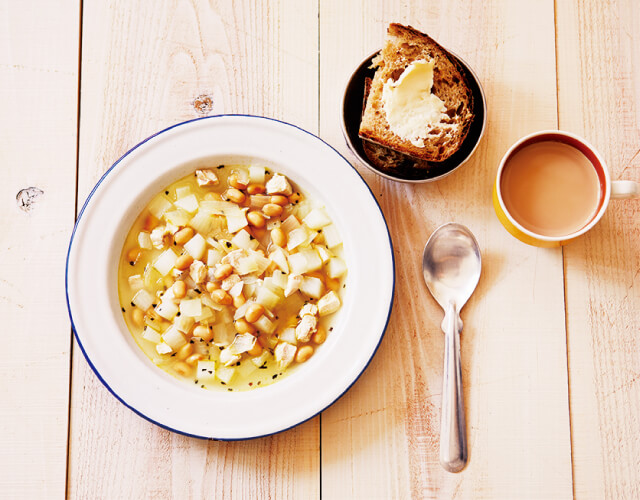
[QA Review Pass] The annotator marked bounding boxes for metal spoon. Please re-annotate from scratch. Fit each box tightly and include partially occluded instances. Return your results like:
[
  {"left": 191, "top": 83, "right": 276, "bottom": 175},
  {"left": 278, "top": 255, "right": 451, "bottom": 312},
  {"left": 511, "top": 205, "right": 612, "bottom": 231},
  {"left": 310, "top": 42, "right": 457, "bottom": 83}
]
[{"left": 422, "top": 223, "right": 481, "bottom": 473}]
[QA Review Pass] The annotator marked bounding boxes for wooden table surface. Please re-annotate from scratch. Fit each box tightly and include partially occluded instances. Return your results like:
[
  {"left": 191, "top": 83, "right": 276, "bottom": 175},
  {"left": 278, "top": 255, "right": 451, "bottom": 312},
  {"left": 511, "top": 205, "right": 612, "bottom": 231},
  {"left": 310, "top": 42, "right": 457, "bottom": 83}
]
[{"left": 2, "top": 1, "right": 639, "bottom": 498}]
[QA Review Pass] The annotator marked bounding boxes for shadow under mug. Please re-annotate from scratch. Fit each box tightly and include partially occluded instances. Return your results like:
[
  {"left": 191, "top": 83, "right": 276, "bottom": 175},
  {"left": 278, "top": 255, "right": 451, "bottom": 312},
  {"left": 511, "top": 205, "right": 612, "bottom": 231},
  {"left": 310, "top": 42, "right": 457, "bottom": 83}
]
[{"left": 493, "top": 130, "right": 640, "bottom": 247}]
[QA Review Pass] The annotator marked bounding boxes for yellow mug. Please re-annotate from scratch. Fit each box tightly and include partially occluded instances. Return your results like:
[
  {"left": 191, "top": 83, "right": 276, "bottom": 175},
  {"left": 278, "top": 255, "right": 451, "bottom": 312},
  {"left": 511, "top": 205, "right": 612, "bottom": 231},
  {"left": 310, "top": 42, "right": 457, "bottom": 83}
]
[{"left": 493, "top": 130, "right": 640, "bottom": 247}]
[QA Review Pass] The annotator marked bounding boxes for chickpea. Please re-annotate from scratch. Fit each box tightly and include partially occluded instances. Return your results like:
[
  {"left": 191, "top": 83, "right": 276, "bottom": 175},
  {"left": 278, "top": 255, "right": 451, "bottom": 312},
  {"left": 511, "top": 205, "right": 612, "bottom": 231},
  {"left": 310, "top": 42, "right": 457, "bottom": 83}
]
[
  {"left": 247, "top": 184, "right": 265, "bottom": 195},
  {"left": 186, "top": 353, "right": 204, "bottom": 366},
  {"left": 247, "top": 211, "right": 266, "bottom": 228},
  {"left": 211, "top": 289, "right": 233, "bottom": 305},
  {"left": 271, "top": 227, "right": 287, "bottom": 247},
  {"left": 127, "top": 248, "right": 142, "bottom": 264},
  {"left": 214, "top": 263, "right": 233, "bottom": 280},
  {"left": 245, "top": 303, "right": 265, "bottom": 323},
  {"left": 175, "top": 254, "right": 194, "bottom": 270},
  {"left": 226, "top": 188, "right": 246, "bottom": 204},
  {"left": 233, "top": 293, "right": 246, "bottom": 308},
  {"left": 173, "top": 361, "right": 192, "bottom": 376},
  {"left": 204, "top": 192, "right": 222, "bottom": 201},
  {"left": 205, "top": 281, "right": 220, "bottom": 293},
  {"left": 193, "top": 325, "right": 209, "bottom": 339},
  {"left": 173, "top": 280, "right": 187, "bottom": 298},
  {"left": 289, "top": 192, "right": 303, "bottom": 204},
  {"left": 174, "top": 227, "right": 194, "bottom": 245},
  {"left": 296, "top": 345, "right": 314, "bottom": 363},
  {"left": 248, "top": 341, "right": 263, "bottom": 357},
  {"left": 262, "top": 203, "right": 283, "bottom": 217},
  {"left": 312, "top": 327, "right": 326, "bottom": 345},
  {"left": 229, "top": 173, "right": 248, "bottom": 190},
  {"left": 131, "top": 308, "right": 145, "bottom": 326},
  {"left": 270, "top": 195, "right": 289, "bottom": 206},
  {"left": 235, "top": 318, "right": 256, "bottom": 335},
  {"left": 176, "top": 343, "right": 194, "bottom": 361}
]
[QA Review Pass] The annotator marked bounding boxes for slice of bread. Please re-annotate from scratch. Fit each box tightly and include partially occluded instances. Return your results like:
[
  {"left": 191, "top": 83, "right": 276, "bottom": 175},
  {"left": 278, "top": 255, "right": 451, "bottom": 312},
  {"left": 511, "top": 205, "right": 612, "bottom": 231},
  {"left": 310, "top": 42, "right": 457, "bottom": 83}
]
[
  {"left": 359, "top": 23, "right": 474, "bottom": 162},
  {"left": 361, "top": 77, "right": 433, "bottom": 172}
]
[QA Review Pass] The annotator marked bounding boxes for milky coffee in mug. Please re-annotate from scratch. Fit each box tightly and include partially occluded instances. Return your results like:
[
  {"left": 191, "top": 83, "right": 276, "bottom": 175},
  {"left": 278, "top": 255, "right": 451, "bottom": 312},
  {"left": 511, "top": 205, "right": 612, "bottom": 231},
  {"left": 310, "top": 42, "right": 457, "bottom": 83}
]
[{"left": 493, "top": 130, "right": 640, "bottom": 247}]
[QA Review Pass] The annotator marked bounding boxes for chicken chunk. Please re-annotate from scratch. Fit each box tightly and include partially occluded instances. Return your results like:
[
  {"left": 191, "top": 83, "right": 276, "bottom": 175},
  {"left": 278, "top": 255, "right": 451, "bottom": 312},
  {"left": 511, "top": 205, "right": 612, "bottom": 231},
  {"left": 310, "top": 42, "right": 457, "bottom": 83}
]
[
  {"left": 266, "top": 174, "right": 293, "bottom": 196},
  {"left": 296, "top": 314, "right": 317, "bottom": 342},
  {"left": 189, "top": 260, "right": 207, "bottom": 284},
  {"left": 274, "top": 342, "right": 297, "bottom": 370},
  {"left": 318, "top": 291, "right": 341, "bottom": 316},
  {"left": 150, "top": 226, "right": 167, "bottom": 249},
  {"left": 195, "top": 169, "right": 219, "bottom": 187},
  {"left": 219, "top": 347, "right": 241, "bottom": 367}
]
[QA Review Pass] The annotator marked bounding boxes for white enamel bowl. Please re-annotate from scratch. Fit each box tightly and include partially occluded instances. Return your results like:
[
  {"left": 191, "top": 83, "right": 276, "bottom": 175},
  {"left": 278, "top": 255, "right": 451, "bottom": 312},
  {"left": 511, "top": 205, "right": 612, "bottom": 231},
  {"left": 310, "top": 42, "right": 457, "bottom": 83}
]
[{"left": 66, "top": 115, "right": 395, "bottom": 440}]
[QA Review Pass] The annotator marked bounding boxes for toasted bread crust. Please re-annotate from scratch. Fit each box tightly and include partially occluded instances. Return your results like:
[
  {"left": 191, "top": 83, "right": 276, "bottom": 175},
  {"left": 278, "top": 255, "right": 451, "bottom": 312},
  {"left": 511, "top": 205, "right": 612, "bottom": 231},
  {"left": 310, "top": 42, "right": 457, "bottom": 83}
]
[{"left": 359, "top": 23, "right": 474, "bottom": 162}]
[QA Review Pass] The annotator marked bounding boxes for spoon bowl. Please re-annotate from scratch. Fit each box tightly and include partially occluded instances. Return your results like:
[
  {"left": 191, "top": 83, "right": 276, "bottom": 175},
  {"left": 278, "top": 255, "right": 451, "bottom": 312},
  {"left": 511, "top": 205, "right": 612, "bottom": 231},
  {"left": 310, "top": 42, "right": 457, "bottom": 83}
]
[{"left": 422, "top": 223, "right": 481, "bottom": 473}]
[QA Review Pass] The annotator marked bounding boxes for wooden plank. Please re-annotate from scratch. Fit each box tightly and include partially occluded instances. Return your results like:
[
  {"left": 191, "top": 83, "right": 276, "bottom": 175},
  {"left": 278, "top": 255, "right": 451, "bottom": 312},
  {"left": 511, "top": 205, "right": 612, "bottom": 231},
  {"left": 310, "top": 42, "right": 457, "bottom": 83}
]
[
  {"left": 0, "top": 1, "right": 79, "bottom": 497},
  {"left": 556, "top": 1, "right": 640, "bottom": 498},
  {"left": 68, "top": 1, "right": 319, "bottom": 498},
  {"left": 319, "top": 1, "right": 573, "bottom": 498}
]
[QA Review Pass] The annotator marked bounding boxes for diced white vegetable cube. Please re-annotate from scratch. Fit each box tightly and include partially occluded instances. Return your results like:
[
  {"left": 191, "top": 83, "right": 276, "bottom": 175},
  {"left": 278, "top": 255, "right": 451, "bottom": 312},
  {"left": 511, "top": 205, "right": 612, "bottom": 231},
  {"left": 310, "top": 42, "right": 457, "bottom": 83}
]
[
  {"left": 226, "top": 212, "right": 248, "bottom": 234},
  {"left": 280, "top": 215, "right": 301, "bottom": 234},
  {"left": 184, "top": 233, "right": 207, "bottom": 260},
  {"left": 196, "top": 361, "right": 217, "bottom": 383},
  {"left": 300, "top": 276, "right": 324, "bottom": 299},
  {"left": 175, "top": 186, "right": 190, "bottom": 198},
  {"left": 174, "top": 194, "right": 199, "bottom": 213},
  {"left": 128, "top": 274, "right": 144, "bottom": 292},
  {"left": 256, "top": 287, "right": 282, "bottom": 310},
  {"left": 188, "top": 212, "right": 218, "bottom": 236},
  {"left": 232, "top": 229, "right": 259, "bottom": 250},
  {"left": 148, "top": 195, "right": 173, "bottom": 219},
  {"left": 254, "top": 315, "right": 276, "bottom": 334},
  {"left": 270, "top": 270, "right": 288, "bottom": 289},
  {"left": 213, "top": 322, "right": 235, "bottom": 346},
  {"left": 131, "top": 289, "right": 155, "bottom": 311},
  {"left": 155, "top": 300, "right": 179, "bottom": 320},
  {"left": 194, "top": 306, "right": 214, "bottom": 323},
  {"left": 175, "top": 314, "right": 195, "bottom": 333},
  {"left": 322, "top": 224, "right": 342, "bottom": 248},
  {"left": 269, "top": 247, "right": 289, "bottom": 273},
  {"left": 250, "top": 195, "right": 271, "bottom": 210},
  {"left": 237, "top": 360, "right": 258, "bottom": 378},
  {"left": 229, "top": 281, "right": 244, "bottom": 298},
  {"left": 279, "top": 327, "right": 297, "bottom": 344},
  {"left": 234, "top": 301, "right": 250, "bottom": 320},
  {"left": 162, "top": 326, "right": 187, "bottom": 350},
  {"left": 153, "top": 249, "right": 178, "bottom": 276},
  {"left": 207, "top": 248, "right": 224, "bottom": 267},
  {"left": 249, "top": 165, "right": 266, "bottom": 184},
  {"left": 284, "top": 274, "right": 303, "bottom": 297},
  {"left": 156, "top": 342, "right": 173, "bottom": 355},
  {"left": 138, "top": 231, "right": 152, "bottom": 250},
  {"left": 303, "top": 208, "right": 332, "bottom": 230},
  {"left": 287, "top": 249, "right": 322, "bottom": 275},
  {"left": 216, "top": 366, "right": 236, "bottom": 384},
  {"left": 142, "top": 326, "right": 162, "bottom": 343},
  {"left": 163, "top": 209, "right": 191, "bottom": 227},
  {"left": 287, "top": 227, "right": 308, "bottom": 251},
  {"left": 179, "top": 298, "right": 202, "bottom": 317},
  {"left": 316, "top": 245, "right": 332, "bottom": 263},
  {"left": 251, "top": 351, "right": 270, "bottom": 367},
  {"left": 318, "top": 291, "right": 341, "bottom": 316},
  {"left": 327, "top": 257, "right": 347, "bottom": 278}
]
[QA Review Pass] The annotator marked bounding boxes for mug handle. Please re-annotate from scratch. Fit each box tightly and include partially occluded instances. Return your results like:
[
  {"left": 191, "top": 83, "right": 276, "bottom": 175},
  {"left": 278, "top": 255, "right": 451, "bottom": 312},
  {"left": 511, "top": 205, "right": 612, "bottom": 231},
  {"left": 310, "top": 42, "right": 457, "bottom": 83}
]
[{"left": 611, "top": 180, "right": 640, "bottom": 199}]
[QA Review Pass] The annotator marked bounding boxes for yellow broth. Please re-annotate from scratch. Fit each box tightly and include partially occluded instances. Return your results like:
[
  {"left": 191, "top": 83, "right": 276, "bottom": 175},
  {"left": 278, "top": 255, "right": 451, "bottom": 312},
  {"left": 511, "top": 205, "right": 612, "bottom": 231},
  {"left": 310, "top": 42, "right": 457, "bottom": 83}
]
[{"left": 118, "top": 165, "right": 346, "bottom": 391}]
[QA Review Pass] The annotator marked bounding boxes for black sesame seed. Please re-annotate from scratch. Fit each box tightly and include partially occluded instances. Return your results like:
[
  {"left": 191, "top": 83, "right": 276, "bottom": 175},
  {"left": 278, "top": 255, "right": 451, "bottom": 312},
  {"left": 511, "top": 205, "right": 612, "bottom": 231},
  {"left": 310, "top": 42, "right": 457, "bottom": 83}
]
[
  {"left": 130, "top": 302, "right": 135, "bottom": 307},
  {"left": 217, "top": 165, "right": 225, "bottom": 169},
  {"left": 129, "top": 262, "right": 134, "bottom": 266},
  {"left": 272, "top": 374, "right": 278, "bottom": 379},
  {"left": 225, "top": 242, "right": 232, "bottom": 248},
  {"left": 165, "top": 191, "right": 169, "bottom": 195},
  {"left": 221, "top": 381, "right": 226, "bottom": 385},
  {"left": 150, "top": 318, "right": 155, "bottom": 321},
  {"left": 201, "top": 385, "right": 205, "bottom": 388},
  {"left": 121, "top": 307, "right": 126, "bottom": 312},
  {"left": 152, "top": 304, "right": 157, "bottom": 308},
  {"left": 195, "top": 289, "right": 201, "bottom": 294},
  {"left": 257, "top": 381, "right": 261, "bottom": 385},
  {"left": 177, "top": 312, "right": 181, "bottom": 316},
  {"left": 189, "top": 339, "right": 194, "bottom": 344},
  {"left": 228, "top": 388, "right": 233, "bottom": 391},
  {"left": 329, "top": 327, "right": 334, "bottom": 332}
]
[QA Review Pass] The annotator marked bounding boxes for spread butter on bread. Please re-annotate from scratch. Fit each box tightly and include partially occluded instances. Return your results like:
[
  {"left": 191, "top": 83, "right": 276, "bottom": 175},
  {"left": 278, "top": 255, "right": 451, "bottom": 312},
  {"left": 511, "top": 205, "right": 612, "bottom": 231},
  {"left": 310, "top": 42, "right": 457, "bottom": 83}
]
[{"left": 359, "top": 23, "right": 474, "bottom": 163}]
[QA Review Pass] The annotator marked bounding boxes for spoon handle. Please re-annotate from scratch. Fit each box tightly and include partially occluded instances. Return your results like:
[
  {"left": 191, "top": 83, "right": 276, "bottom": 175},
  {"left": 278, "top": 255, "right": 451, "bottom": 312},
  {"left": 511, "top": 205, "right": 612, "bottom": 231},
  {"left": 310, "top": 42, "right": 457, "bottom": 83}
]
[{"left": 440, "top": 304, "right": 467, "bottom": 473}]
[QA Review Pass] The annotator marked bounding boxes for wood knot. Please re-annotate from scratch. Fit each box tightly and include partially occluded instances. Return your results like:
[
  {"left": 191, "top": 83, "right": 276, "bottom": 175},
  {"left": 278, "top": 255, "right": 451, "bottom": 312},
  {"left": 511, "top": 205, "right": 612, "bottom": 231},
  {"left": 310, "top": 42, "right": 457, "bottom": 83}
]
[
  {"left": 193, "top": 94, "right": 213, "bottom": 115},
  {"left": 16, "top": 187, "right": 44, "bottom": 212}
]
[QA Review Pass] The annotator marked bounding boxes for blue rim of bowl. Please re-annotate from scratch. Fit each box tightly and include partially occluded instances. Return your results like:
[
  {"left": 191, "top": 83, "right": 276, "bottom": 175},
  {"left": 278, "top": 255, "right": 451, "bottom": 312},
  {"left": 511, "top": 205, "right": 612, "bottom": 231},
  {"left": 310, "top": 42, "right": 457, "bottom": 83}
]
[{"left": 65, "top": 114, "right": 396, "bottom": 441}]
